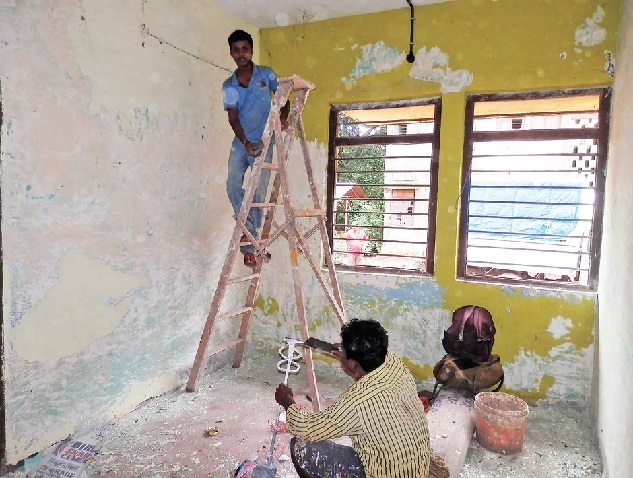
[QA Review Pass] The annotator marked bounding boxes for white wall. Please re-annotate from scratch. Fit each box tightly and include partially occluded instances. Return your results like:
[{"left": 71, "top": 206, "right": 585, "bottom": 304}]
[
  {"left": 0, "top": 0, "right": 258, "bottom": 464},
  {"left": 597, "top": 0, "right": 633, "bottom": 476}
]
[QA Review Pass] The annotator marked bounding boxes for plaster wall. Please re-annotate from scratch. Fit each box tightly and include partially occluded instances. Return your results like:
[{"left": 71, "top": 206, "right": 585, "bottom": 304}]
[
  {"left": 0, "top": 0, "right": 258, "bottom": 464},
  {"left": 0, "top": 0, "right": 627, "bottom": 469},
  {"left": 257, "top": 0, "right": 621, "bottom": 404},
  {"left": 597, "top": 0, "right": 633, "bottom": 475}
]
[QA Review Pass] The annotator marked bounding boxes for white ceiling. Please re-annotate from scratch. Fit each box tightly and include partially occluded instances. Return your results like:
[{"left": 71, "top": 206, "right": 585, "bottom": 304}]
[{"left": 214, "top": 0, "right": 454, "bottom": 29}]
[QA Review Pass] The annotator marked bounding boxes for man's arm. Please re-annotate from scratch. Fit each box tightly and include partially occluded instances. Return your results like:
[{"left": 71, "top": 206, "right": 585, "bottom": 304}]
[
  {"left": 274, "top": 383, "right": 362, "bottom": 441},
  {"left": 227, "top": 108, "right": 261, "bottom": 157}
]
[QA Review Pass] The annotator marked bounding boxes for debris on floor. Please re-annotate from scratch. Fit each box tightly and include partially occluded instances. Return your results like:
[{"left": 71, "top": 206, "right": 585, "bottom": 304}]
[
  {"left": 460, "top": 399, "right": 603, "bottom": 478},
  {"left": 3, "top": 357, "right": 603, "bottom": 478}
]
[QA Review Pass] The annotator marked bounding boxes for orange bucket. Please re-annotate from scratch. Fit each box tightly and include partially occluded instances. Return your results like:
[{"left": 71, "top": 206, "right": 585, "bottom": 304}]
[{"left": 474, "top": 392, "right": 529, "bottom": 455}]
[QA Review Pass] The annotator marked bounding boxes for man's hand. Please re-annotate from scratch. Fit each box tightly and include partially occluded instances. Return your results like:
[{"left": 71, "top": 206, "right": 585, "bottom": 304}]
[
  {"left": 331, "top": 343, "right": 343, "bottom": 360},
  {"left": 244, "top": 140, "right": 264, "bottom": 157},
  {"left": 275, "top": 384, "right": 295, "bottom": 410}
]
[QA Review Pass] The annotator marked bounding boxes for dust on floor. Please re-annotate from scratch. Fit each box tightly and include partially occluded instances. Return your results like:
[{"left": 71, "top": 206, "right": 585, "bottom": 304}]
[
  {"left": 4, "top": 356, "right": 603, "bottom": 478},
  {"left": 460, "top": 399, "right": 602, "bottom": 478}
]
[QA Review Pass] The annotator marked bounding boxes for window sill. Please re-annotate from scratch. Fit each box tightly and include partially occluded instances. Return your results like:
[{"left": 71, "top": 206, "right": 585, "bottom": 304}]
[{"left": 456, "top": 274, "right": 597, "bottom": 294}]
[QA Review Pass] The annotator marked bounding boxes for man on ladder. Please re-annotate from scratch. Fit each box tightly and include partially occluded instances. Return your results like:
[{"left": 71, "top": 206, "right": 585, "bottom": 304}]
[
  {"left": 187, "top": 41, "right": 346, "bottom": 397},
  {"left": 222, "top": 29, "right": 289, "bottom": 268}
]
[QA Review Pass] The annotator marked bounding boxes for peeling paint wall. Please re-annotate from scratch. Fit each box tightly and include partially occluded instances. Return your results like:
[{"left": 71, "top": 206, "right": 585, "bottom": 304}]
[
  {"left": 258, "top": 0, "right": 621, "bottom": 407},
  {"left": 597, "top": 0, "right": 633, "bottom": 475},
  {"left": 0, "top": 0, "right": 626, "bottom": 469},
  {"left": 0, "top": 0, "right": 260, "bottom": 465}
]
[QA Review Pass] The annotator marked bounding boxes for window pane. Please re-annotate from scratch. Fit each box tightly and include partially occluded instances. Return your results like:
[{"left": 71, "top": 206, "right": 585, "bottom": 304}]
[
  {"left": 329, "top": 101, "right": 440, "bottom": 275},
  {"left": 460, "top": 90, "right": 608, "bottom": 288},
  {"left": 473, "top": 112, "right": 599, "bottom": 132}
]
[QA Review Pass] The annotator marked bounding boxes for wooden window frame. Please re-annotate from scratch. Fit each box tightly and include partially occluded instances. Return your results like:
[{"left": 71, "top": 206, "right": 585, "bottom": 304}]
[
  {"left": 458, "top": 88, "right": 611, "bottom": 290},
  {"left": 327, "top": 98, "right": 441, "bottom": 276}
]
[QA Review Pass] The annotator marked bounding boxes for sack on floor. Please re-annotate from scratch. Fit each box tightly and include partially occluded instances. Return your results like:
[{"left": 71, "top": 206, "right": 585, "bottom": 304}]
[
  {"left": 433, "top": 353, "right": 504, "bottom": 393},
  {"left": 442, "top": 305, "right": 496, "bottom": 363}
]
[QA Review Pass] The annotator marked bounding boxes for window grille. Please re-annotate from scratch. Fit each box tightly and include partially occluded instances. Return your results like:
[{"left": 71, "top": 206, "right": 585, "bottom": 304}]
[
  {"left": 327, "top": 100, "right": 441, "bottom": 275},
  {"left": 458, "top": 88, "right": 611, "bottom": 288}
]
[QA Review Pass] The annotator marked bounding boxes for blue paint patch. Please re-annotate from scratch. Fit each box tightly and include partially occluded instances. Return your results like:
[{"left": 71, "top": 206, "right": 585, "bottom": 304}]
[
  {"left": 519, "top": 287, "right": 585, "bottom": 304},
  {"left": 155, "top": 300, "right": 169, "bottom": 317},
  {"left": 24, "top": 185, "right": 56, "bottom": 200},
  {"left": 20, "top": 451, "right": 45, "bottom": 472},
  {"left": 341, "top": 280, "right": 445, "bottom": 307},
  {"left": 343, "top": 41, "right": 405, "bottom": 84}
]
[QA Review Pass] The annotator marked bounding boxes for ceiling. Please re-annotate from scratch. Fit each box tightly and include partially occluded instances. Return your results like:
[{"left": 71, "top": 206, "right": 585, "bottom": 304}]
[{"left": 213, "top": 0, "right": 454, "bottom": 29}]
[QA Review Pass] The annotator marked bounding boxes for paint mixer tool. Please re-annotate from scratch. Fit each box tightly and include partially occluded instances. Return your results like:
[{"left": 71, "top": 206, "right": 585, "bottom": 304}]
[{"left": 251, "top": 337, "right": 303, "bottom": 478}]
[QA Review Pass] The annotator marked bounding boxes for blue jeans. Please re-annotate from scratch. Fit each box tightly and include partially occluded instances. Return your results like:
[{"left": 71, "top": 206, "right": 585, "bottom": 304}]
[{"left": 226, "top": 137, "right": 274, "bottom": 253}]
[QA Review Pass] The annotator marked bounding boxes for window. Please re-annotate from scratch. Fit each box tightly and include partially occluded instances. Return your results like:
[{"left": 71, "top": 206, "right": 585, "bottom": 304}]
[
  {"left": 327, "top": 99, "right": 441, "bottom": 275},
  {"left": 458, "top": 88, "right": 611, "bottom": 288}
]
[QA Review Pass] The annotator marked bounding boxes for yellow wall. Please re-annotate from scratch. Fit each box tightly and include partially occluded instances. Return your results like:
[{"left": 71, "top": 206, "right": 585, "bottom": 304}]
[{"left": 258, "top": 0, "right": 621, "bottom": 402}]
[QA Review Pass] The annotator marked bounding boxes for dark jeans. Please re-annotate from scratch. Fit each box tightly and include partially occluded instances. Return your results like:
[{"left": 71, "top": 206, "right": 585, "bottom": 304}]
[{"left": 290, "top": 437, "right": 366, "bottom": 478}]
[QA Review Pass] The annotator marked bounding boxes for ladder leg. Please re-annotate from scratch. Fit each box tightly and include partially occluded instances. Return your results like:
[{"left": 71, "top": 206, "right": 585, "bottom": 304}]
[
  {"left": 232, "top": 259, "right": 265, "bottom": 368},
  {"left": 288, "top": 240, "right": 322, "bottom": 412},
  {"left": 274, "top": 93, "right": 322, "bottom": 410},
  {"left": 297, "top": 116, "right": 346, "bottom": 327},
  {"left": 186, "top": 226, "right": 253, "bottom": 392}
]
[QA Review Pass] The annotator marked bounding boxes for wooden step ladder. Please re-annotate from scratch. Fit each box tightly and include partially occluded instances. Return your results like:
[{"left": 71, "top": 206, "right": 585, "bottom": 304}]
[{"left": 186, "top": 75, "right": 346, "bottom": 411}]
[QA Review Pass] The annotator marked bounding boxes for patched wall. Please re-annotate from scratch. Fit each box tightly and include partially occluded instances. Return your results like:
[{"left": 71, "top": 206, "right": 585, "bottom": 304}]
[
  {"left": 0, "top": 0, "right": 627, "bottom": 469},
  {"left": 256, "top": 0, "right": 621, "bottom": 405},
  {"left": 0, "top": 0, "right": 258, "bottom": 464}
]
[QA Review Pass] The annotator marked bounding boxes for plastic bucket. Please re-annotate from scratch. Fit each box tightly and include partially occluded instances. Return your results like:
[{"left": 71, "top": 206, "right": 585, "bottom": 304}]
[{"left": 474, "top": 392, "right": 529, "bottom": 455}]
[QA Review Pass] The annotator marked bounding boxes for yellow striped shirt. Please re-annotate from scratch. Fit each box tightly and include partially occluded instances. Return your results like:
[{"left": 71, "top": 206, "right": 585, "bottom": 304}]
[{"left": 286, "top": 353, "right": 430, "bottom": 478}]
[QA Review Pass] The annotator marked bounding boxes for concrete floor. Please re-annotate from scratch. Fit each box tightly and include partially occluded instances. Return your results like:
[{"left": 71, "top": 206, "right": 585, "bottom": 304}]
[
  {"left": 87, "top": 353, "right": 351, "bottom": 478},
  {"left": 5, "top": 350, "right": 604, "bottom": 478}
]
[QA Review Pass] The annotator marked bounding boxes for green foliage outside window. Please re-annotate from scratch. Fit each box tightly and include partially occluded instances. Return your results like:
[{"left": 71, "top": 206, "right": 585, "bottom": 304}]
[{"left": 336, "top": 115, "right": 386, "bottom": 252}]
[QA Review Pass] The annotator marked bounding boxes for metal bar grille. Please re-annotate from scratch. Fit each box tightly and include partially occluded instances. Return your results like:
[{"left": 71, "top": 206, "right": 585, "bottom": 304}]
[
  {"left": 459, "top": 88, "right": 610, "bottom": 288},
  {"left": 328, "top": 99, "right": 441, "bottom": 274}
]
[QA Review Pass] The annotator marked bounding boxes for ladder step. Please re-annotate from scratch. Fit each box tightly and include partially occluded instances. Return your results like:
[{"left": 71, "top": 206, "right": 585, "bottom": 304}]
[
  {"left": 262, "top": 163, "right": 280, "bottom": 171},
  {"left": 294, "top": 209, "right": 325, "bottom": 217},
  {"left": 227, "top": 272, "right": 260, "bottom": 284},
  {"left": 217, "top": 306, "right": 253, "bottom": 322},
  {"left": 203, "top": 338, "right": 246, "bottom": 360},
  {"left": 251, "top": 202, "right": 278, "bottom": 209}
]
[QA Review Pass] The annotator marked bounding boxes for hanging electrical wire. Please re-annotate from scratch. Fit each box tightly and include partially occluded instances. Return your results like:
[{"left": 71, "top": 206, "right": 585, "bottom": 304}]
[{"left": 406, "top": 0, "right": 416, "bottom": 63}]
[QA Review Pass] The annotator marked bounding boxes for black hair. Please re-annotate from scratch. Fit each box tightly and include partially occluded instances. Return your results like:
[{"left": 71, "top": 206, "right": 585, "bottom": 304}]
[
  {"left": 340, "top": 319, "right": 388, "bottom": 373},
  {"left": 228, "top": 29, "right": 253, "bottom": 48}
]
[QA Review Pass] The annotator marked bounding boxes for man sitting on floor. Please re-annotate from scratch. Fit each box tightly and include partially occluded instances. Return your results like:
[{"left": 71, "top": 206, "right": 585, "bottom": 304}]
[{"left": 275, "top": 319, "right": 449, "bottom": 478}]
